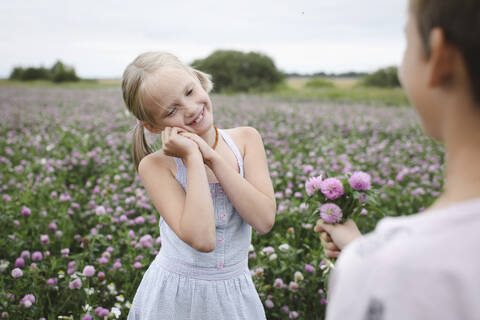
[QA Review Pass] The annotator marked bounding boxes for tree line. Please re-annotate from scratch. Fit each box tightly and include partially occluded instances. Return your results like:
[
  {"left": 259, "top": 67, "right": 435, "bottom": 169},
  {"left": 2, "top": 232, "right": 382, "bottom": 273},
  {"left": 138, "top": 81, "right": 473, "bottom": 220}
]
[
  {"left": 9, "top": 60, "right": 79, "bottom": 83},
  {"left": 7, "top": 52, "right": 400, "bottom": 89}
]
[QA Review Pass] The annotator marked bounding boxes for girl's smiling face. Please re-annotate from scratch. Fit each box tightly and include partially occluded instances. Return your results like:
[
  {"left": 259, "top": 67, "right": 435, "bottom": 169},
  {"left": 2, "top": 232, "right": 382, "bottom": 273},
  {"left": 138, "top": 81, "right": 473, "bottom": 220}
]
[{"left": 142, "top": 67, "right": 214, "bottom": 135}]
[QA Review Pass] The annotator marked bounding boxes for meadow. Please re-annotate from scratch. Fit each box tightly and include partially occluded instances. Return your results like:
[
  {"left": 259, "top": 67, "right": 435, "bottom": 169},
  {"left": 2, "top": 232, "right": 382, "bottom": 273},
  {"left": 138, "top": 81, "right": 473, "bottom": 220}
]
[{"left": 0, "top": 83, "right": 444, "bottom": 319}]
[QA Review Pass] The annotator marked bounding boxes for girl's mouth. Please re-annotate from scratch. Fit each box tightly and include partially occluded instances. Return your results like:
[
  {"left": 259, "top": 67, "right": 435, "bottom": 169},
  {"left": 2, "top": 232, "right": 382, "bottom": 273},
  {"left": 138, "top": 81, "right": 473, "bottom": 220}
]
[{"left": 190, "top": 105, "right": 205, "bottom": 126}]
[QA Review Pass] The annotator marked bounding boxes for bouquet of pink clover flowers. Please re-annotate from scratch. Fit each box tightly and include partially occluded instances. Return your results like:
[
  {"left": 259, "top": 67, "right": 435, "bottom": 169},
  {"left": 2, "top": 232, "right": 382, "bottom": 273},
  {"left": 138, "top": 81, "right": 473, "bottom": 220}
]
[
  {"left": 305, "top": 171, "right": 378, "bottom": 225},
  {"left": 304, "top": 171, "right": 380, "bottom": 274}
]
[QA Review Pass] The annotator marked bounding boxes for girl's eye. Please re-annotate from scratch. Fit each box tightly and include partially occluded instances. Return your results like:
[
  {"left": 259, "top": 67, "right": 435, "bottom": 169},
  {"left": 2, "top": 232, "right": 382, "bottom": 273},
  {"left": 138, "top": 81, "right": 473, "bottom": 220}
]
[
  {"left": 167, "top": 106, "right": 177, "bottom": 117},
  {"left": 186, "top": 88, "right": 193, "bottom": 96}
]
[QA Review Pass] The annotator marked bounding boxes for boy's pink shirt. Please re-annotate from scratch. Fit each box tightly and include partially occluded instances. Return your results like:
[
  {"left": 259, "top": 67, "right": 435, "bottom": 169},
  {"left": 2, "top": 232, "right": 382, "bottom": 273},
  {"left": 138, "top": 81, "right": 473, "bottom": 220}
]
[{"left": 326, "top": 197, "right": 480, "bottom": 320}]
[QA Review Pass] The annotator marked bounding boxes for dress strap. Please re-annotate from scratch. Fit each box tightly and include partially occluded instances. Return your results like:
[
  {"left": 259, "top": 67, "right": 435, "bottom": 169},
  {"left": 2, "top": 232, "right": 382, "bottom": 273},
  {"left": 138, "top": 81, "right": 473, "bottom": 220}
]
[
  {"left": 174, "top": 157, "right": 187, "bottom": 189},
  {"left": 218, "top": 129, "right": 244, "bottom": 177}
]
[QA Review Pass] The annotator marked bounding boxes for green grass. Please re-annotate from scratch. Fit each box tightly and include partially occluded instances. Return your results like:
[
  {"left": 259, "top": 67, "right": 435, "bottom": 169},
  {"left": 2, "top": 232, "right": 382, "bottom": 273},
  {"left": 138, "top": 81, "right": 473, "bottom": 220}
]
[
  {"left": 267, "top": 83, "right": 410, "bottom": 107},
  {"left": 304, "top": 77, "right": 335, "bottom": 88},
  {"left": 0, "top": 79, "right": 121, "bottom": 89},
  {"left": 0, "top": 78, "right": 410, "bottom": 107}
]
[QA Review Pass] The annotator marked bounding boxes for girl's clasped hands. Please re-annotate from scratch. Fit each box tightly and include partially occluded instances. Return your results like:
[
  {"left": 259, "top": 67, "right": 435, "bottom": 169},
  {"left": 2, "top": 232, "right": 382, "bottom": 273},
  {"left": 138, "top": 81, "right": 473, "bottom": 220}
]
[{"left": 161, "top": 126, "right": 216, "bottom": 165}]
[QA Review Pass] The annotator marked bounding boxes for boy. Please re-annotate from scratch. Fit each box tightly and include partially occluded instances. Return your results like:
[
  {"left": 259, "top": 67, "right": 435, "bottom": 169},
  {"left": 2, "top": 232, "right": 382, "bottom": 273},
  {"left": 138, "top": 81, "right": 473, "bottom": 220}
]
[{"left": 315, "top": 0, "right": 480, "bottom": 319}]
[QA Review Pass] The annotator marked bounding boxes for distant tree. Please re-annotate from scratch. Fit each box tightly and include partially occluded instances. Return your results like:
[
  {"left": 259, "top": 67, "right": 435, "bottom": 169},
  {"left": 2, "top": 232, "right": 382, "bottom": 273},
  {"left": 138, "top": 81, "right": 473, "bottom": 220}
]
[
  {"left": 20, "top": 67, "right": 50, "bottom": 81},
  {"left": 285, "top": 71, "right": 368, "bottom": 78},
  {"left": 337, "top": 71, "right": 368, "bottom": 78},
  {"left": 285, "top": 72, "right": 305, "bottom": 78},
  {"left": 9, "top": 67, "right": 25, "bottom": 80},
  {"left": 362, "top": 66, "right": 400, "bottom": 88},
  {"left": 312, "top": 72, "right": 329, "bottom": 77},
  {"left": 191, "top": 50, "right": 284, "bottom": 93},
  {"left": 8, "top": 60, "right": 80, "bottom": 82},
  {"left": 50, "top": 60, "right": 79, "bottom": 82}
]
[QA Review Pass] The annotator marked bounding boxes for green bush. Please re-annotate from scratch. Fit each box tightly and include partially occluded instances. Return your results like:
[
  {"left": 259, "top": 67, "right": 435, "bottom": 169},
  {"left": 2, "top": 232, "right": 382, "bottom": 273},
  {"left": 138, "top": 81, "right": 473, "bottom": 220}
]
[
  {"left": 191, "top": 50, "right": 284, "bottom": 93},
  {"left": 19, "top": 67, "right": 51, "bottom": 81},
  {"left": 50, "top": 61, "right": 79, "bottom": 83},
  {"left": 362, "top": 66, "right": 401, "bottom": 88},
  {"left": 8, "top": 61, "right": 79, "bottom": 83},
  {"left": 9, "top": 67, "right": 25, "bottom": 80},
  {"left": 304, "top": 77, "right": 335, "bottom": 88}
]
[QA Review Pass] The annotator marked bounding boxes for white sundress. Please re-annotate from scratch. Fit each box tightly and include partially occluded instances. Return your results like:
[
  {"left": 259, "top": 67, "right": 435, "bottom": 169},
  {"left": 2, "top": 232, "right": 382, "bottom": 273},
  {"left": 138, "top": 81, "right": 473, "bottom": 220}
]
[{"left": 128, "top": 129, "right": 266, "bottom": 320}]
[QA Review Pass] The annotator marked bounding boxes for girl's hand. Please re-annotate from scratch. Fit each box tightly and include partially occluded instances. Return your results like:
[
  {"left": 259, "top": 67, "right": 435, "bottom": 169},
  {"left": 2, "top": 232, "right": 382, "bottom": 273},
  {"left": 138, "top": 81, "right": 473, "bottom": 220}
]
[
  {"left": 179, "top": 131, "right": 217, "bottom": 166},
  {"left": 161, "top": 127, "right": 200, "bottom": 159},
  {"left": 314, "top": 219, "right": 362, "bottom": 258}
]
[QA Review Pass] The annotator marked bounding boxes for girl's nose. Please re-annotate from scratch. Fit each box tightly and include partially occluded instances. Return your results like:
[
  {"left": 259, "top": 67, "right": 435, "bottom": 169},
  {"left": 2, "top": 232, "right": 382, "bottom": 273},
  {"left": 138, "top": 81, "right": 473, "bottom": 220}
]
[{"left": 184, "top": 103, "right": 199, "bottom": 120}]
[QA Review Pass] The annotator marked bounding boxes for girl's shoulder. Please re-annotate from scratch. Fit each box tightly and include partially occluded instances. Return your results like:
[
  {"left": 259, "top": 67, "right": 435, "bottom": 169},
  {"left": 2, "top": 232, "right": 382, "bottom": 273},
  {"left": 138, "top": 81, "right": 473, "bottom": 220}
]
[
  {"left": 222, "top": 126, "right": 262, "bottom": 157},
  {"left": 223, "top": 126, "right": 259, "bottom": 137},
  {"left": 138, "top": 149, "right": 176, "bottom": 179}
]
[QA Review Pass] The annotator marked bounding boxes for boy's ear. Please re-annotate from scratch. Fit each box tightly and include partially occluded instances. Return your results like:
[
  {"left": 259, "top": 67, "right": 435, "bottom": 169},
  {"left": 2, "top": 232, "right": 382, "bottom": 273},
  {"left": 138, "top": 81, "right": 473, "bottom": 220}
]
[{"left": 428, "top": 27, "right": 456, "bottom": 88}]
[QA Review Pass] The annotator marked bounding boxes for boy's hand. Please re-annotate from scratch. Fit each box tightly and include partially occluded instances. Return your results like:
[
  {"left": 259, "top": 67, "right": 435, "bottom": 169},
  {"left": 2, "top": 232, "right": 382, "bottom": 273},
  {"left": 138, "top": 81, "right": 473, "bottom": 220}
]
[{"left": 314, "top": 219, "right": 362, "bottom": 258}]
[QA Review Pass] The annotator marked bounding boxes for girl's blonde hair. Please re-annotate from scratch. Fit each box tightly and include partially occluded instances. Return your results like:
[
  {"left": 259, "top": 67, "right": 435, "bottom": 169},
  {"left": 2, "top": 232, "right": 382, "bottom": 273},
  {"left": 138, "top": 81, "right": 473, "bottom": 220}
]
[{"left": 121, "top": 52, "right": 213, "bottom": 172}]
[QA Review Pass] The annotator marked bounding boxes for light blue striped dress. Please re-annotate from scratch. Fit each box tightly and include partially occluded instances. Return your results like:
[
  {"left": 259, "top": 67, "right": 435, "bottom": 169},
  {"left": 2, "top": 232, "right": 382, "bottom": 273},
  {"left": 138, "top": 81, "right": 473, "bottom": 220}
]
[{"left": 128, "top": 129, "right": 266, "bottom": 320}]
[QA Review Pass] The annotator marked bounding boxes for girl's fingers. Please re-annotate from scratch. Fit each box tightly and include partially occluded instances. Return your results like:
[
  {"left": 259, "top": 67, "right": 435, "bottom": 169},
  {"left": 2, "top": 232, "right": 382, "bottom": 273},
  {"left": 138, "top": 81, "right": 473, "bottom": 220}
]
[
  {"left": 164, "top": 127, "right": 171, "bottom": 139},
  {"left": 176, "top": 131, "right": 197, "bottom": 144},
  {"left": 179, "top": 132, "right": 196, "bottom": 139},
  {"left": 161, "top": 129, "right": 168, "bottom": 145},
  {"left": 179, "top": 132, "right": 203, "bottom": 145}
]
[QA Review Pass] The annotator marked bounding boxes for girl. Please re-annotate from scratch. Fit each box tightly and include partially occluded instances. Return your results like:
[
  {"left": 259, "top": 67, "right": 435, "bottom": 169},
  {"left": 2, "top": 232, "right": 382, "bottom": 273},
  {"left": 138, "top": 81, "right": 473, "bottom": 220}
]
[
  {"left": 121, "top": 52, "right": 276, "bottom": 319},
  {"left": 315, "top": 0, "right": 480, "bottom": 319}
]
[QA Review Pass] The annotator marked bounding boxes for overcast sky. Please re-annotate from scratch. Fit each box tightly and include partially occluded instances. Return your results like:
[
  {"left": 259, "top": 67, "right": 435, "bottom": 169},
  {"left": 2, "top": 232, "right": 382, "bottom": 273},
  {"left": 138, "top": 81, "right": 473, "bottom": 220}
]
[{"left": 1, "top": 0, "right": 408, "bottom": 79}]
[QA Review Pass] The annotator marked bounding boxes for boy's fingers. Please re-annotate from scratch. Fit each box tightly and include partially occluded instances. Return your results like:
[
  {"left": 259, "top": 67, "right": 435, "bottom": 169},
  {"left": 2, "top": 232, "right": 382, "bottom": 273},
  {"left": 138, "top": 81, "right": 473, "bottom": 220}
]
[
  {"left": 315, "top": 219, "right": 334, "bottom": 233},
  {"left": 320, "top": 232, "right": 332, "bottom": 242},
  {"left": 320, "top": 238, "right": 338, "bottom": 251},
  {"left": 314, "top": 220, "right": 325, "bottom": 233},
  {"left": 326, "top": 250, "right": 340, "bottom": 258},
  {"left": 326, "top": 242, "right": 339, "bottom": 251}
]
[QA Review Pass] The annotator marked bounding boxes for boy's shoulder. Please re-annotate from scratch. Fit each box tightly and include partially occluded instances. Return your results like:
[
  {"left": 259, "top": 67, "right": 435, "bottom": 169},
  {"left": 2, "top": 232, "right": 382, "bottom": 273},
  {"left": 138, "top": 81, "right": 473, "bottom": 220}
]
[
  {"left": 328, "top": 199, "right": 480, "bottom": 319},
  {"left": 342, "top": 197, "right": 480, "bottom": 272}
]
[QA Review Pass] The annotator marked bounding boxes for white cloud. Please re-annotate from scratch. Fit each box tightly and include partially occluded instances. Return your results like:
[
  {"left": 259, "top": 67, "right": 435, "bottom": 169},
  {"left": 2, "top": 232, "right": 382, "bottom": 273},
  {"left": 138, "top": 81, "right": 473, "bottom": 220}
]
[{"left": 0, "top": 0, "right": 408, "bottom": 78}]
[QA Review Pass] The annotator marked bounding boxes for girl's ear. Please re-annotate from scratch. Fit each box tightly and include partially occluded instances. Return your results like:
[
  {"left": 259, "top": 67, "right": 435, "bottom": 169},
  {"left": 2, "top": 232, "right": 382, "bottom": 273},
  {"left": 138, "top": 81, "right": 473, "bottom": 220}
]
[
  {"left": 143, "top": 122, "right": 163, "bottom": 134},
  {"left": 192, "top": 69, "right": 214, "bottom": 93}
]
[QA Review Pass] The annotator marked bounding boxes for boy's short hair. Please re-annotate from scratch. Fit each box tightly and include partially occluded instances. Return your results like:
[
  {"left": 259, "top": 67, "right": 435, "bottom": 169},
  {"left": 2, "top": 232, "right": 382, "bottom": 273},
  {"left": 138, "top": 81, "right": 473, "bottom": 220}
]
[{"left": 410, "top": 0, "right": 480, "bottom": 103}]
